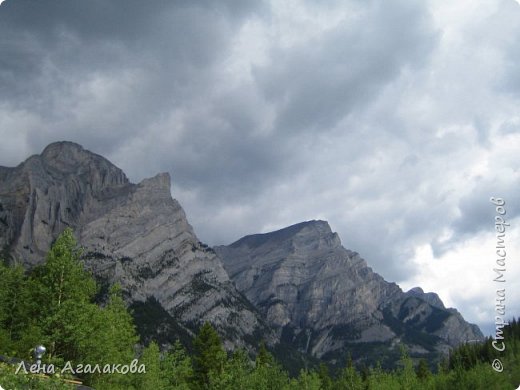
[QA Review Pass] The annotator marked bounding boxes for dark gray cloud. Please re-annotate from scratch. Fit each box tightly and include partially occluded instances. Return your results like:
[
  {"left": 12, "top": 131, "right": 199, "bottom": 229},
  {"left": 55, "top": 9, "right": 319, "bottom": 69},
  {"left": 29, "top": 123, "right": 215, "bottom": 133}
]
[
  {"left": 1, "top": 0, "right": 519, "bottom": 331},
  {"left": 0, "top": 0, "right": 265, "bottom": 157},
  {"left": 254, "top": 0, "right": 436, "bottom": 133}
]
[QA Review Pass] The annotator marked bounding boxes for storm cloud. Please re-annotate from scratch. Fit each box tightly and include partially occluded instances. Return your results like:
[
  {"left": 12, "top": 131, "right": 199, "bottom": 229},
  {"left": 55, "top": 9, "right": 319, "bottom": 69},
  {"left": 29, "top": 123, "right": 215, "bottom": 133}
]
[{"left": 1, "top": 0, "right": 519, "bottom": 334}]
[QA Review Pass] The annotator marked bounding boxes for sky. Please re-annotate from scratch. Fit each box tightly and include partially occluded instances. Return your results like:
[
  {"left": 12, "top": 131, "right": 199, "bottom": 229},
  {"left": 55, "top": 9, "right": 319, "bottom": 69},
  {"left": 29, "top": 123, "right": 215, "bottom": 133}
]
[{"left": 1, "top": 0, "right": 519, "bottom": 337}]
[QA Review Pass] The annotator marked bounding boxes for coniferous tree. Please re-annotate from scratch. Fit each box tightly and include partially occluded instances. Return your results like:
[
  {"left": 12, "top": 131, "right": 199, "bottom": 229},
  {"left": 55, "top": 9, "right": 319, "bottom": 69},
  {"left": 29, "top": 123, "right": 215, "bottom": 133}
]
[
  {"left": 397, "top": 346, "right": 418, "bottom": 390},
  {"left": 135, "top": 341, "right": 169, "bottom": 390},
  {"left": 316, "top": 363, "right": 333, "bottom": 390},
  {"left": 210, "top": 348, "right": 251, "bottom": 390},
  {"left": 161, "top": 340, "right": 193, "bottom": 389},
  {"left": 256, "top": 340, "right": 274, "bottom": 367},
  {"left": 192, "top": 322, "right": 226, "bottom": 388},
  {"left": 79, "top": 284, "right": 139, "bottom": 388},
  {"left": 337, "top": 363, "right": 364, "bottom": 390},
  {"left": 0, "top": 262, "right": 29, "bottom": 355},
  {"left": 416, "top": 358, "right": 430, "bottom": 380}
]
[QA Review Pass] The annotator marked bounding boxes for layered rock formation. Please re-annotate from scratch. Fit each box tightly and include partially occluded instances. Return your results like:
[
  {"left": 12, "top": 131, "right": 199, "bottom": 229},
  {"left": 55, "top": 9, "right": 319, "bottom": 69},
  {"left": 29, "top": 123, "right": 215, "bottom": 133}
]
[
  {"left": 0, "top": 142, "right": 272, "bottom": 349},
  {"left": 0, "top": 142, "right": 484, "bottom": 368},
  {"left": 215, "top": 220, "right": 484, "bottom": 365}
]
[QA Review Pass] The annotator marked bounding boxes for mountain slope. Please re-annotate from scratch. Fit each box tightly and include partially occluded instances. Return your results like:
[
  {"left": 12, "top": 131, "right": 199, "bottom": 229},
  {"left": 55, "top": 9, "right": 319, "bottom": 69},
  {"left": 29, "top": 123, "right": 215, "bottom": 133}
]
[
  {"left": 0, "top": 142, "right": 484, "bottom": 369},
  {"left": 0, "top": 141, "right": 272, "bottom": 349},
  {"left": 215, "top": 220, "right": 484, "bottom": 366}
]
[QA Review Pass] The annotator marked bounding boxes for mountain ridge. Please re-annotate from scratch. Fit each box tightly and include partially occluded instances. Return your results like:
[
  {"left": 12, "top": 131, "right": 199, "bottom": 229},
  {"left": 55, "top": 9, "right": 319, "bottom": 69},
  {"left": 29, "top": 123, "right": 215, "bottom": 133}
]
[
  {"left": 0, "top": 141, "right": 274, "bottom": 351},
  {"left": 0, "top": 141, "right": 483, "bottom": 369},
  {"left": 215, "top": 219, "right": 484, "bottom": 366}
]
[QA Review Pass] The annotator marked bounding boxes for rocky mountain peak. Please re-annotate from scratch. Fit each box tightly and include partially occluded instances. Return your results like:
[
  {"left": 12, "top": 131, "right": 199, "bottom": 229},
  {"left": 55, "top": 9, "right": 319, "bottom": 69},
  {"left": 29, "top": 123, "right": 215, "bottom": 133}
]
[
  {"left": 217, "top": 221, "right": 484, "bottom": 365},
  {"left": 405, "top": 286, "right": 446, "bottom": 310},
  {"left": 0, "top": 142, "right": 274, "bottom": 351},
  {"left": 41, "top": 141, "right": 88, "bottom": 161},
  {"left": 230, "top": 220, "right": 341, "bottom": 252},
  {"left": 138, "top": 172, "right": 171, "bottom": 194},
  {"left": 39, "top": 141, "right": 129, "bottom": 186}
]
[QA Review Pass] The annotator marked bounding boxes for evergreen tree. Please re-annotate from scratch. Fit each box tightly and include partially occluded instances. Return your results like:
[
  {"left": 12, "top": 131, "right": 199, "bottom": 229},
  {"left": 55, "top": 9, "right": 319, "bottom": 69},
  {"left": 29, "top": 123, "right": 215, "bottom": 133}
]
[
  {"left": 250, "top": 355, "right": 290, "bottom": 389},
  {"left": 135, "top": 341, "right": 169, "bottom": 390},
  {"left": 317, "top": 363, "right": 333, "bottom": 390},
  {"left": 256, "top": 340, "right": 275, "bottom": 369},
  {"left": 192, "top": 322, "right": 226, "bottom": 388},
  {"left": 337, "top": 364, "right": 364, "bottom": 390},
  {"left": 210, "top": 348, "right": 251, "bottom": 390},
  {"left": 416, "top": 358, "right": 430, "bottom": 380},
  {"left": 161, "top": 340, "right": 193, "bottom": 389},
  {"left": 79, "top": 284, "right": 139, "bottom": 388},
  {"left": 288, "top": 369, "right": 321, "bottom": 390},
  {"left": 397, "top": 346, "right": 418, "bottom": 390},
  {"left": 0, "top": 262, "right": 29, "bottom": 355}
]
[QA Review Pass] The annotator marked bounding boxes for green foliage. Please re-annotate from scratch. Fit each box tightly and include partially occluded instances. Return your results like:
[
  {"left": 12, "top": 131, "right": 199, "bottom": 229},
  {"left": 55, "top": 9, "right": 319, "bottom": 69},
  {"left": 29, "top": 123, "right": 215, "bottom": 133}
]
[
  {"left": 396, "top": 346, "right": 419, "bottom": 389},
  {"left": 134, "top": 341, "right": 169, "bottom": 390},
  {"left": 0, "top": 229, "right": 140, "bottom": 389},
  {"left": 0, "top": 361, "right": 73, "bottom": 389},
  {"left": 416, "top": 358, "right": 431, "bottom": 380},
  {"left": 28, "top": 228, "right": 97, "bottom": 363},
  {"left": 366, "top": 364, "right": 401, "bottom": 390},
  {"left": 317, "top": 363, "right": 333, "bottom": 390},
  {"left": 78, "top": 285, "right": 139, "bottom": 388},
  {"left": 256, "top": 340, "right": 274, "bottom": 368},
  {"left": 0, "top": 261, "right": 29, "bottom": 355},
  {"left": 337, "top": 364, "right": 364, "bottom": 390},
  {"left": 209, "top": 348, "right": 252, "bottom": 390},
  {"left": 192, "top": 322, "right": 227, "bottom": 388},
  {"left": 161, "top": 340, "right": 194, "bottom": 389},
  {"left": 284, "top": 369, "right": 321, "bottom": 390}
]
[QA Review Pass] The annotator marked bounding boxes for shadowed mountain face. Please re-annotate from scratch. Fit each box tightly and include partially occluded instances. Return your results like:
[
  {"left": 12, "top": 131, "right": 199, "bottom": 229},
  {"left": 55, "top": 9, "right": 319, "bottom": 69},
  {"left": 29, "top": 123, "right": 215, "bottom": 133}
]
[
  {"left": 0, "top": 141, "right": 273, "bottom": 350},
  {"left": 215, "top": 221, "right": 484, "bottom": 366}
]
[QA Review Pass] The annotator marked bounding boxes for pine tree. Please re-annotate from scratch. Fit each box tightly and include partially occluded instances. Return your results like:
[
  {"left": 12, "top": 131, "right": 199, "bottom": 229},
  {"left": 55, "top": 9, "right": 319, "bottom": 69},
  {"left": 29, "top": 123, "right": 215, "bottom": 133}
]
[
  {"left": 416, "top": 358, "right": 430, "bottom": 380},
  {"left": 0, "top": 262, "right": 29, "bottom": 355},
  {"left": 290, "top": 369, "right": 321, "bottom": 390},
  {"left": 338, "top": 363, "right": 364, "bottom": 390},
  {"left": 317, "top": 363, "right": 333, "bottom": 390},
  {"left": 192, "top": 322, "right": 226, "bottom": 388},
  {"left": 135, "top": 341, "right": 168, "bottom": 389},
  {"left": 210, "top": 348, "right": 251, "bottom": 390},
  {"left": 397, "top": 346, "right": 418, "bottom": 390},
  {"left": 161, "top": 340, "right": 193, "bottom": 389},
  {"left": 256, "top": 340, "right": 274, "bottom": 367},
  {"left": 79, "top": 284, "right": 139, "bottom": 388}
]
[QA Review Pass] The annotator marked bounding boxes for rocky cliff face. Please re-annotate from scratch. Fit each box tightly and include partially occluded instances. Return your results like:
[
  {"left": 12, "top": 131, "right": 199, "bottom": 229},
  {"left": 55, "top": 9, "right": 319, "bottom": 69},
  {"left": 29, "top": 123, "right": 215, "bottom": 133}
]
[
  {"left": 0, "top": 142, "right": 132, "bottom": 265},
  {"left": 215, "top": 220, "right": 484, "bottom": 366},
  {"left": 0, "top": 142, "right": 272, "bottom": 349},
  {"left": 0, "top": 142, "right": 484, "bottom": 368}
]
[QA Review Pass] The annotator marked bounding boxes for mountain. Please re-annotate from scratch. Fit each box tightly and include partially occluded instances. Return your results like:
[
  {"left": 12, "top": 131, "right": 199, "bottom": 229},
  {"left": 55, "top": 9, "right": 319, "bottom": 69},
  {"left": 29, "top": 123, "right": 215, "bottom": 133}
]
[
  {"left": 0, "top": 141, "right": 273, "bottom": 350},
  {"left": 0, "top": 142, "right": 484, "bottom": 370},
  {"left": 215, "top": 220, "right": 484, "bottom": 367}
]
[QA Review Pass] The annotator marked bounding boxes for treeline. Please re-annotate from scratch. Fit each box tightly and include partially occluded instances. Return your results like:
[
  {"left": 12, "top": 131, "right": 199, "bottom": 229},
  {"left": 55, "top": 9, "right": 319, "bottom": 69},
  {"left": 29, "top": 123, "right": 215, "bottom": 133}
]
[
  {"left": 0, "top": 229, "right": 519, "bottom": 389},
  {"left": 0, "top": 229, "right": 137, "bottom": 389}
]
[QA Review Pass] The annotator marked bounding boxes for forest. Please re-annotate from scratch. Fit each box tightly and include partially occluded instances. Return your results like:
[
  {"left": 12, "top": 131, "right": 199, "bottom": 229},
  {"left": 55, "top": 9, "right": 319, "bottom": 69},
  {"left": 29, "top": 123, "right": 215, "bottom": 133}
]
[{"left": 0, "top": 229, "right": 518, "bottom": 389}]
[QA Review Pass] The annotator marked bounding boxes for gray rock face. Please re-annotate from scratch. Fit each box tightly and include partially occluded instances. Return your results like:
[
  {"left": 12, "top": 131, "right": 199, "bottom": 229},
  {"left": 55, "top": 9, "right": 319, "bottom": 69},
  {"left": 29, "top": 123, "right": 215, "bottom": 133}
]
[
  {"left": 0, "top": 142, "right": 133, "bottom": 265},
  {"left": 0, "top": 142, "right": 272, "bottom": 349},
  {"left": 215, "top": 220, "right": 484, "bottom": 363},
  {"left": 0, "top": 141, "right": 484, "bottom": 367},
  {"left": 405, "top": 287, "right": 445, "bottom": 310}
]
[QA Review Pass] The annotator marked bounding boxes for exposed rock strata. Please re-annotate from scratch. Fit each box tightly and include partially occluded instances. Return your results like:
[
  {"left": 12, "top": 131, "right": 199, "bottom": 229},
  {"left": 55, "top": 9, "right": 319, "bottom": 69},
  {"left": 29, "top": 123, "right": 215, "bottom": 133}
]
[
  {"left": 215, "top": 220, "right": 484, "bottom": 363},
  {"left": 0, "top": 142, "right": 272, "bottom": 349}
]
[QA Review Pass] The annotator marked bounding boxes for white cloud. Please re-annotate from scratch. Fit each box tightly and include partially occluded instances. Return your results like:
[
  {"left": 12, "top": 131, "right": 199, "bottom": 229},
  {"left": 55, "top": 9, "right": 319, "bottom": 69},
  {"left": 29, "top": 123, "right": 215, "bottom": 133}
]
[{"left": 401, "top": 216, "right": 520, "bottom": 336}]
